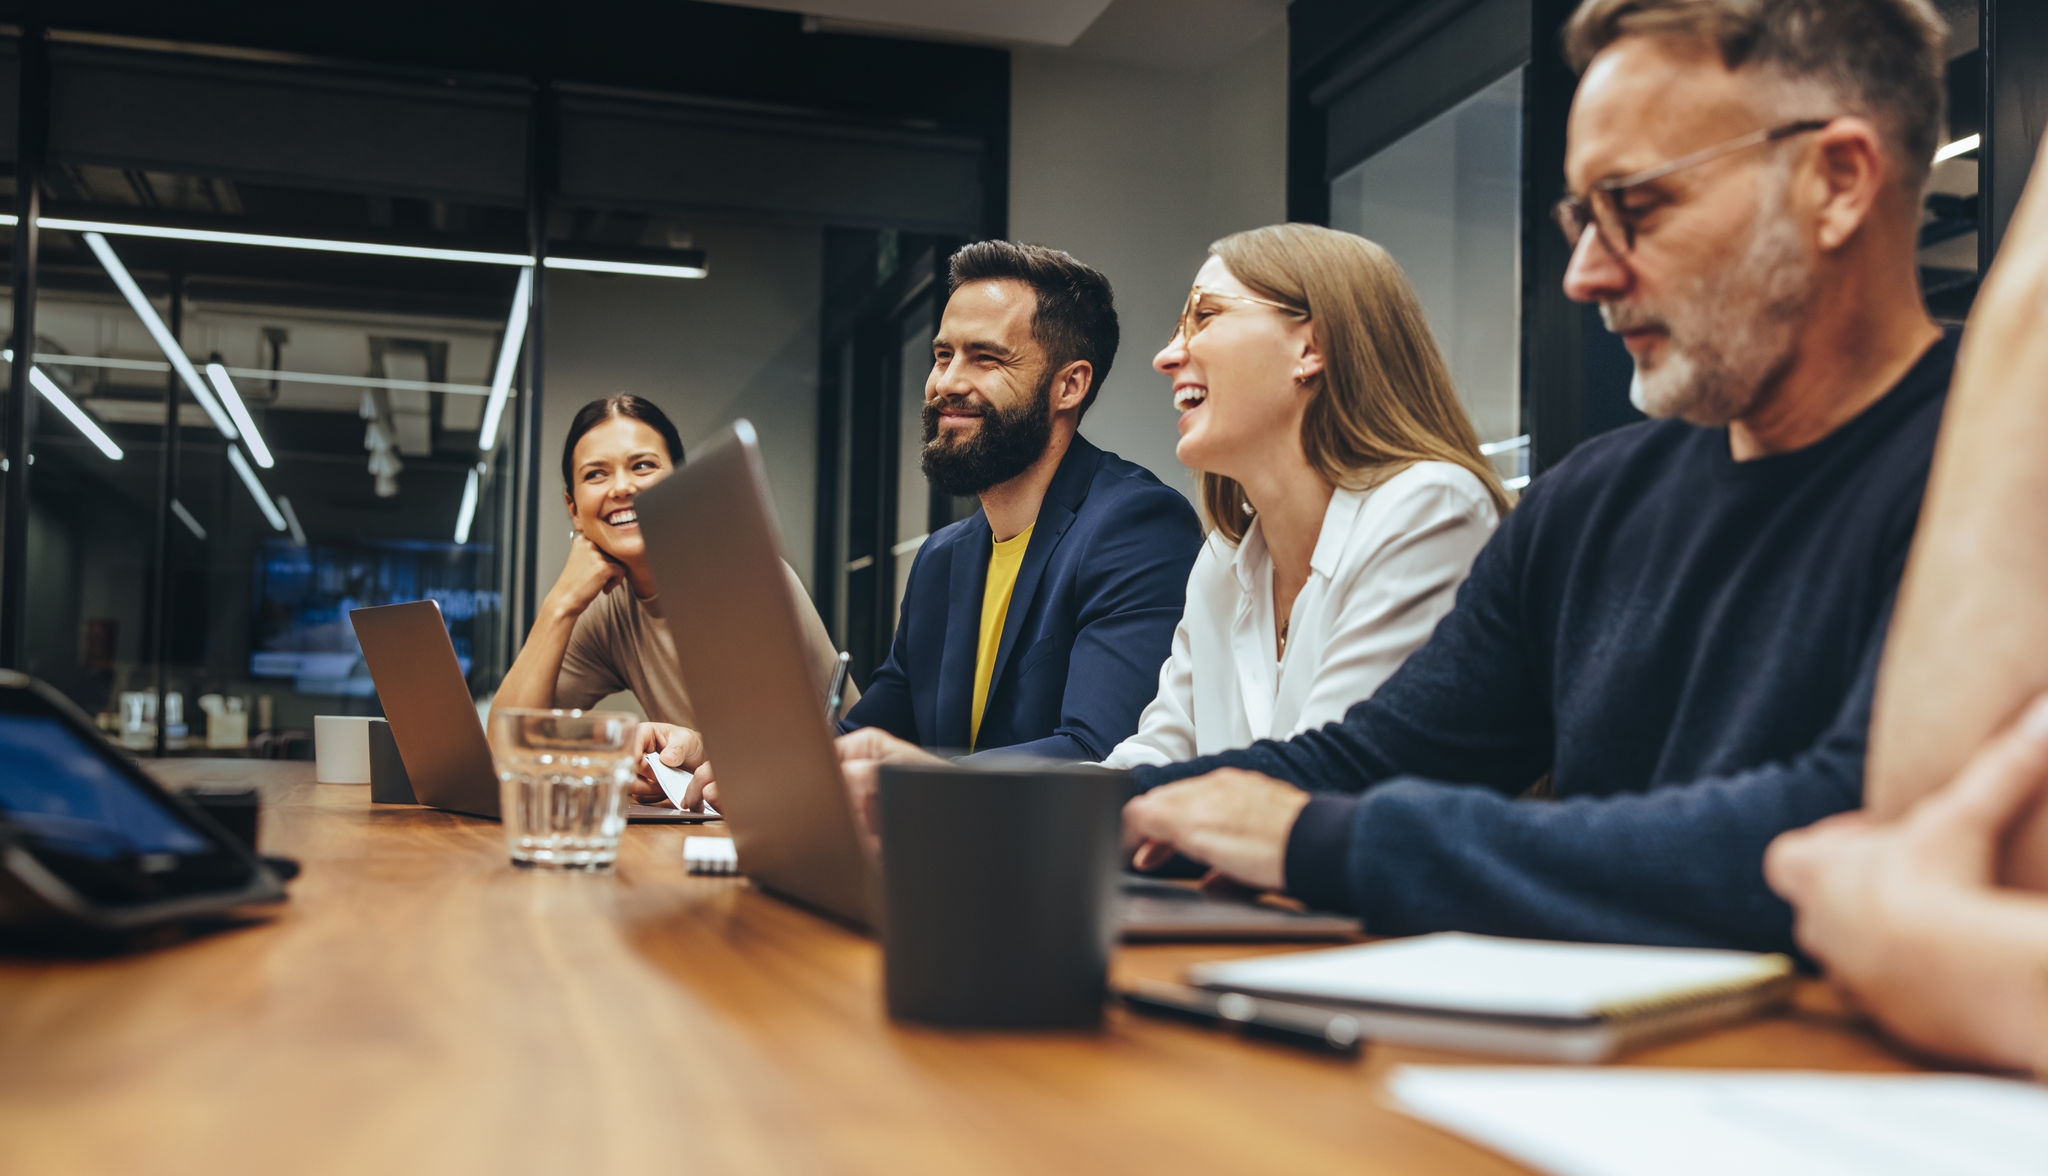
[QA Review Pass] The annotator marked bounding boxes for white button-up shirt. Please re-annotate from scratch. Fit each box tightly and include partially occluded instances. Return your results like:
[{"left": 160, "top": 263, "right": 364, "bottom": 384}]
[{"left": 1101, "top": 462, "right": 1500, "bottom": 768}]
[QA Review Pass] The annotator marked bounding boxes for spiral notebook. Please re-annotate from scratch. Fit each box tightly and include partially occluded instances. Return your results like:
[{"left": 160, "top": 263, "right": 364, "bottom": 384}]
[{"left": 1188, "top": 933, "right": 1795, "bottom": 1062}]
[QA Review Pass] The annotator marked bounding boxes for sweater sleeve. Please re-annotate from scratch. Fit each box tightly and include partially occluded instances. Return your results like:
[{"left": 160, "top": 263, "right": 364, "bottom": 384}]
[
  {"left": 1283, "top": 605, "right": 1890, "bottom": 953},
  {"left": 1129, "top": 481, "right": 1553, "bottom": 797}
]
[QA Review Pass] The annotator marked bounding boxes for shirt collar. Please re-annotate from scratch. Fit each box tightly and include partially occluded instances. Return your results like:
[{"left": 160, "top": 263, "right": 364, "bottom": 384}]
[
  {"left": 1228, "top": 516, "right": 1268, "bottom": 594},
  {"left": 1230, "top": 483, "right": 1370, "bottom": 590},
  {"left": 1310, "top": 485, "right": 1370, "bottom": 578}
]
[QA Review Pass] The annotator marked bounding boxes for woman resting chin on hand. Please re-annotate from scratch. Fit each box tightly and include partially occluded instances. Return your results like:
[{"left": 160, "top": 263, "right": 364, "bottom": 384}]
[{"left": 487, "top": 395, "right": 850, "bottom": 806}]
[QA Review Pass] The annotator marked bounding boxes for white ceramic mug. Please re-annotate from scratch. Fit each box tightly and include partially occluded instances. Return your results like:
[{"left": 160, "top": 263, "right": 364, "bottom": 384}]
[{"left": 314, "top": 715, "right": 375, "bottom": 783}]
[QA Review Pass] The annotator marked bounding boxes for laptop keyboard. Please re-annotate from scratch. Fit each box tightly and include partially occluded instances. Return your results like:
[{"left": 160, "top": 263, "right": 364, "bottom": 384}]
[{"left": 1118, "top": 876, "right": 1317, "bottom": 922}]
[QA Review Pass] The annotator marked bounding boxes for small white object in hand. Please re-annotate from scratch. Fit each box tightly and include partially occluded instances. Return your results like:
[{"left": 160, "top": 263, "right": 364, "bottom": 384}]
[{"left": 644, "top": 752, "right": 718, "bottom": 816}]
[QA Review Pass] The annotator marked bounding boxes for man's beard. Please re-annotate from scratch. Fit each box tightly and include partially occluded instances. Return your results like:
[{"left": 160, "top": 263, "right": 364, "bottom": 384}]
[
  {"left": 1608, "top": 171, "right": 1814, "bottom": 426},
  {"left": 920, "top": 371, "right": 1056, "bottom": 496}
]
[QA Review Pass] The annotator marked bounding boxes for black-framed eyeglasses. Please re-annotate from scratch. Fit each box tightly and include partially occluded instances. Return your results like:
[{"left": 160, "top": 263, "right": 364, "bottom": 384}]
[{"left": 1553, "top": 118, "right": 1833, "bottom": 255}]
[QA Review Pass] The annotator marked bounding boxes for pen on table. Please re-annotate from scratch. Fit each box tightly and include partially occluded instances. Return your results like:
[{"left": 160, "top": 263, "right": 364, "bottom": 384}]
[
  {"left": 1117, "top": 980, "right": 1365, "bottom": 1057},
  {"left": 824, "top": 651, "right": 852, "bottom": 722}
]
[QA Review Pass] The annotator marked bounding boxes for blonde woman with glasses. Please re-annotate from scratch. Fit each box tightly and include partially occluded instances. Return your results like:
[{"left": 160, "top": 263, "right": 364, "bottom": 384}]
[{"left": 1101, "top": 224, "right": 1509, "bottom": 770}]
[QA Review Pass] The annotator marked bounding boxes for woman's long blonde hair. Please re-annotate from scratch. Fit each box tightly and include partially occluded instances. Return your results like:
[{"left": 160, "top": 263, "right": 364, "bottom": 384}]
[{"left": 1200, "top": 223, "right": 1510, "bottom": 543}]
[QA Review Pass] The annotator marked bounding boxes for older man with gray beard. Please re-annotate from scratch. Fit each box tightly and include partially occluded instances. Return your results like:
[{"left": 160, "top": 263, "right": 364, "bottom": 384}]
[{"left": 1107, "top": 0, "right": 1955, "bottom": 953}]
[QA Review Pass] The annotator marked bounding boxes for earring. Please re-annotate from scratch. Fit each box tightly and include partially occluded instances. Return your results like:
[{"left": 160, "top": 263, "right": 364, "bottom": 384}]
[{"left": 1242, "top": 500, "right": 1255, "bottom": 516}]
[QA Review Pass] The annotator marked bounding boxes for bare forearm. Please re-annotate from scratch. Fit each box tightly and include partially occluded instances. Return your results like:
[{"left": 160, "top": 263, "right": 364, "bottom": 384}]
[
  {"left": 491, "top": 605, "right": 581, "bottom": 714},
  {"left": 1866, "top": 346, "right": 2048, "bottom": 887},
  {"left": 1868, "top": 175, "right": 2048, "bottom": 828},
  {"left": 1869, "top": 416, "right": 2048, "bottom": 819},
  {"left": 1864, "top": 892, "right": 2048, "bottom": 1074}
]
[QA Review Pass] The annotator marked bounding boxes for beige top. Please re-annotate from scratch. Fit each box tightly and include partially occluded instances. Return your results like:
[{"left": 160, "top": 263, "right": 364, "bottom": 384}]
[{"left": 553, "top": 561, "right": 854, "bottom": 725}]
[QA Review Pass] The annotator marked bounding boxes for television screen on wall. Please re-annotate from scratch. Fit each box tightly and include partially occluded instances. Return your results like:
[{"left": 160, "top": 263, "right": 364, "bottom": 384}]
[{"left": 249, "top": 539, "right": 499, "bottom": 697}]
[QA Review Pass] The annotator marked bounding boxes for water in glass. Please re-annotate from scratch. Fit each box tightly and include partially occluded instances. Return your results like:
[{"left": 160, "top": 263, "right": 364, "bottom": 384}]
[{"left": 489, "top": 708, "right": 634, "bottom": 869}]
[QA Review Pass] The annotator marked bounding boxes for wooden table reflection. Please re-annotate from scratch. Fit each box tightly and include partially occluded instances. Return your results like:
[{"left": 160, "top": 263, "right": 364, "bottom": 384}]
[{"left": 0, "top": 760, "right": 1922, "bottom": 1175}]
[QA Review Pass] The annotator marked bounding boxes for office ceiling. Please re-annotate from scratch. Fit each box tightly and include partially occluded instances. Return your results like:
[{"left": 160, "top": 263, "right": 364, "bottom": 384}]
[
  {"left": 1063, "top": 0, "right": 1288, "bottom": 67},
  {"left": 714, "top": 0, "right": 1117, "bottom": 46},
  {"left": 714, "top": 0, "right": 1288, "bottom": 64}
]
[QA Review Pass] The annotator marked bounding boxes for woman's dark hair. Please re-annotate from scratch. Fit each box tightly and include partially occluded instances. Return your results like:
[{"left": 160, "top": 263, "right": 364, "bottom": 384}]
[{"left": 561, "top": 395, "right": 685, "bottom": 490}]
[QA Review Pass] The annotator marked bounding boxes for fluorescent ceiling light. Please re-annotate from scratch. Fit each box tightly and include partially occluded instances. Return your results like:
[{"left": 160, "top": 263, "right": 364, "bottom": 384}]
[
  {"left": 1478, "top": 434, "right": 1530, "bottom": 457},
  {"left": 205, "top": 362, "right": 274, "bottom": 468},
  {"left": 277, "top": 496, "right": 308, "bottom": 547},
  {"left": 27, "top": 366, "right": 124, "bottom": 460},
  {"left": 477, "top": 266, "right": 533, "bottom": 452},
  {"left": 1934, "top": 134, "right": 1981, "bottom": 164},
  {"left": 14, "top": 351, "right": 164, "bottom": 374},
  {"left": 170, "top": 499, "right": 208, "bottom": 542},
  {"left": 219, "top": 367, "right": 489, "bottom": 396},
  {"left": 1, "top": 213, "right": 705, "bottom": 279},
  {"left": 1503, "top": 474, "right": 1531, "bottom": 491},
  {"left": 454, "top": 464, "right": 482, "bottom": 544},
  {"left": 25, "top": 352, "right": 492, "bottom": 396},
  {"left": 83, "top": 232, "right": 238, "bottom": 440},
  {"left": 544, "top": 256, "right": 707, "bottom": 279},
  {"left": 227, "top": 445, "right": 287, "bottom": 532},
  {"left": 11, "top": 214, "right": 533, "bottom": 267}
]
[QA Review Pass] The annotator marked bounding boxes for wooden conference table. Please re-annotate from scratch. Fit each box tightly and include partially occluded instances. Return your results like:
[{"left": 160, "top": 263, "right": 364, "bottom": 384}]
[{"left": 0, "top": 761, "right": 1928, "bottom": 1175}]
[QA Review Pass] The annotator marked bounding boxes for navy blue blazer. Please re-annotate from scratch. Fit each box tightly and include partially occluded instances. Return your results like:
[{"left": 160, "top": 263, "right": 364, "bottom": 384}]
[{"left": 842, "top": 435, "right": 1203, "bottom": 760}]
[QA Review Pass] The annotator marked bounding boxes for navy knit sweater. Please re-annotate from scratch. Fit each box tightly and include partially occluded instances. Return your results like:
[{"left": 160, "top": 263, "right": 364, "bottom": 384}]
[{"left": 1131, "top": 333, "right": 1957, "bottom": 953}]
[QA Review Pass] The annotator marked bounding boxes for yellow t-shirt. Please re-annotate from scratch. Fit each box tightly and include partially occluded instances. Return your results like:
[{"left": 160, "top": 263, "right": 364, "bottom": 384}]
[{"left": 970, "top": 524, "right": 1034, "bottom": 749}]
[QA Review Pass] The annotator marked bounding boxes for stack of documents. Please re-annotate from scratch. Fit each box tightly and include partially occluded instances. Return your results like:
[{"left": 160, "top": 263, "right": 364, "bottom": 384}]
[
  {"left": 1385, "top": 1066, "right": 2048, "bottom": 1176},
  {"left": 1187, "top": 932, "right": 1793, "bottom": 1061}
]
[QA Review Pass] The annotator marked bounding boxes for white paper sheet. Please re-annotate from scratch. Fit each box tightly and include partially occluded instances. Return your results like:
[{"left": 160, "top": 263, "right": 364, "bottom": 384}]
[
  {"left": 1385, "top": 1066, "right": 2048, "bottom": 1176},
  {"left": 644, "top": 752, "right": 717, "bottom": 816}
]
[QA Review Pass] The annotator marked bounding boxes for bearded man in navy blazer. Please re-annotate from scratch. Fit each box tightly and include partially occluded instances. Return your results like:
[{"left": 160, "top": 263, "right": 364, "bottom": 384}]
[{"left": 840, "top": 240, "right": 1203, "bottom": 759}]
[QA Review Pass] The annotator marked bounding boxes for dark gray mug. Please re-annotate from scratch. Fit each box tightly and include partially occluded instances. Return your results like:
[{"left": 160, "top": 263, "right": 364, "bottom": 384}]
[
  {"left": 367, "top": 718, "right": 416, "bottom": 805},
  {"left": 876, "top": 760, "right": 1126, "bottom": 1029}
]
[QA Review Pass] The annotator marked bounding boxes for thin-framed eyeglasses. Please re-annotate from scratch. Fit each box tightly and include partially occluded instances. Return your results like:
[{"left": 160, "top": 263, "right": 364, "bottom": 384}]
[
  {"left": 1171, "top": 285, "right": 1305, "bottom": 345},
  {"left": 1553, "top": 118, "right": 1832, "bottom": 255}
]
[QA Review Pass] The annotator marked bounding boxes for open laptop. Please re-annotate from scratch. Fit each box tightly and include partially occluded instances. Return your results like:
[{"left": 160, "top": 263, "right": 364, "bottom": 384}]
[
  {"left": 634, "top": 420, "right": 1357, "bottom": 940},
  {"left": 348, "top": 600, "right": 714, "bottom": 824}
]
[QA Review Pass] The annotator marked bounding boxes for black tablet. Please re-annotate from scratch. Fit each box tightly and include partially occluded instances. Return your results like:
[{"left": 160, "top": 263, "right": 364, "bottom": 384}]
[{"left": 0, "top": 672, "right": 287, "bottom": 947}]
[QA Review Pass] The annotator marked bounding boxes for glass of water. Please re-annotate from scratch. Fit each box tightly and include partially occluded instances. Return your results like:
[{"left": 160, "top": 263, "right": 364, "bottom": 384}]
[{"left": 487, "top": 707, "right": 636, "bottom": 869}]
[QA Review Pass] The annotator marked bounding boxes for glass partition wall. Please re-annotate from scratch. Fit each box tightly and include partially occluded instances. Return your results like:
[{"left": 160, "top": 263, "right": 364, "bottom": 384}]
[
  {"left": 1299, "top": 0, "right": 1549, "bottom": 483},
  {"left": 1923, "top": 0, "right": 1983, "bottom": 323},
  {"left": 1293, "top": 0, "right": 2038, "bottom": 478},
  {"left": 17, "top": 171, "right": 525, "bottom": 751},
  {"left": 0, "top": 22, "right": 1009, "bottom": 736},
  {"left": 815, "top": 232, "right": 968, "bottom": 686},
  {"left": 1330, "top": 67, "right": 1528, "bottom": 487}
]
